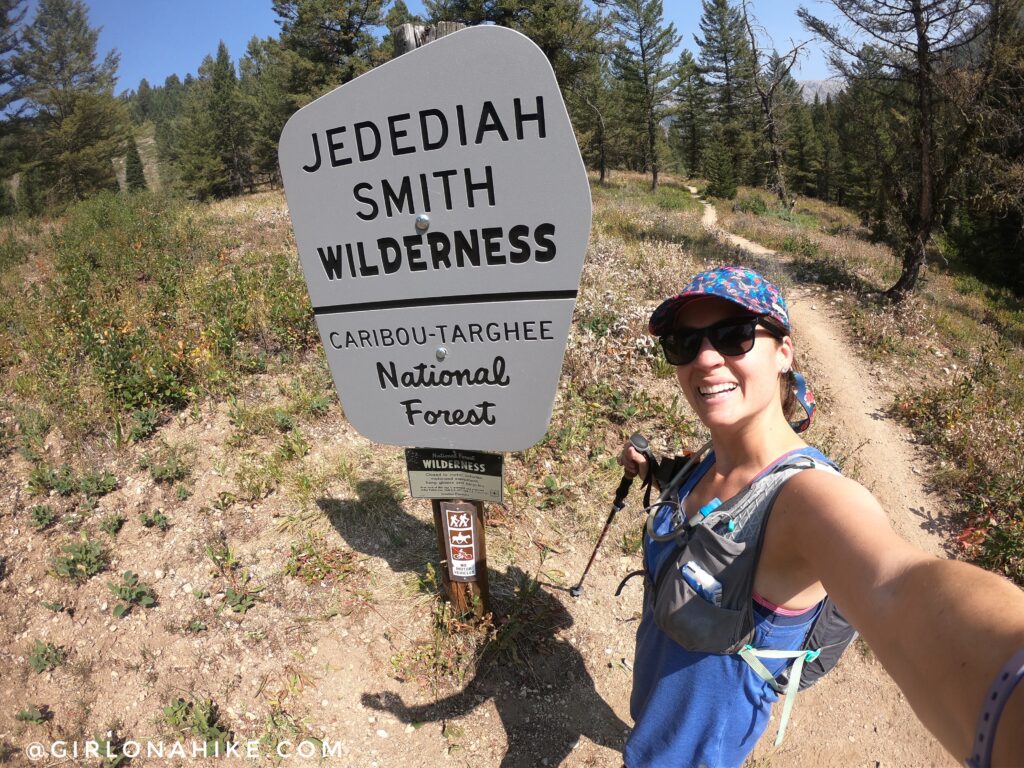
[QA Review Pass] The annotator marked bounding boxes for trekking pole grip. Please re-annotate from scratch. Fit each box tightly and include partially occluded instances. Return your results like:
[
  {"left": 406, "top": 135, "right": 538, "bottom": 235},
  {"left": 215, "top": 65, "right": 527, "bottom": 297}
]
[{"left": 613, "top": 474, "right": 634, "bottom": 509}]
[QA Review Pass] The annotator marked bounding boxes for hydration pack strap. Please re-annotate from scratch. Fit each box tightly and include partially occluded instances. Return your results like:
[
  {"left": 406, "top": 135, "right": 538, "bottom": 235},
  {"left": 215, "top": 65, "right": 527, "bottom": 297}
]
[{"left": 737, "top": 644, "right": 822, "bottom": 746}]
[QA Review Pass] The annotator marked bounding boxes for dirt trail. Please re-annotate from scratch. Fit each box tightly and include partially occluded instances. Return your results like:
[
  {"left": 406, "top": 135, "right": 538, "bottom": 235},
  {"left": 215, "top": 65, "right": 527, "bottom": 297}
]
[
  {"left": 299, "top": 194, "right": 961, "bottom": 768},
  {"left": 0, "top": 188, "right": 964, "bottom": 768},
  {"left": 690, "top": 188, "right": 955, "bottom": 766}
]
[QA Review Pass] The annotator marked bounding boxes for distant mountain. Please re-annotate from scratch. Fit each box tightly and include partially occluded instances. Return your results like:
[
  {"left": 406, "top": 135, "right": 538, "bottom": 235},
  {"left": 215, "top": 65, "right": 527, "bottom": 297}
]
[{"left": 799, "top": 79, "right": 845, "bottom": 103}]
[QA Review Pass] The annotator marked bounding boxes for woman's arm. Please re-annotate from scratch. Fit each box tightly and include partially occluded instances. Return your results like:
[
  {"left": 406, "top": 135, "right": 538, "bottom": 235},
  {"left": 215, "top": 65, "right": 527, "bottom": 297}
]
[{"left": 775, "top": 471, "right": 1024, "bottom": 765}]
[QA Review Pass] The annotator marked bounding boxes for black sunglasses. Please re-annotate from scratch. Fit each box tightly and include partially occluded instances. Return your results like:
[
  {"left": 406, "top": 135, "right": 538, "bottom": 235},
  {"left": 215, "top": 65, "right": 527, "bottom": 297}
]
[{"left": 659, "top": 316, "right": 786, "bottom": 366}]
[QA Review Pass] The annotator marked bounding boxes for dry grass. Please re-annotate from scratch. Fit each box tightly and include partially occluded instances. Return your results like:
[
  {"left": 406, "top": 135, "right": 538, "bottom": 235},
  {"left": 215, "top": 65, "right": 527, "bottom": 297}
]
[{"left": 3, "top": 170, "right": 1019, "bottom": 761}]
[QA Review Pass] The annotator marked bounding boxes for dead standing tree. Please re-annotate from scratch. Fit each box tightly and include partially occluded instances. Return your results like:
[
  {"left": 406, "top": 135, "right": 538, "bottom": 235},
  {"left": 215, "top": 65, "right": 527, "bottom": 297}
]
[
  {"left": 798, "top": 0, "right": 1001, "bottom": 300},
  {"left": 742, "top": 0, "right": 808, "bottom": 208}
]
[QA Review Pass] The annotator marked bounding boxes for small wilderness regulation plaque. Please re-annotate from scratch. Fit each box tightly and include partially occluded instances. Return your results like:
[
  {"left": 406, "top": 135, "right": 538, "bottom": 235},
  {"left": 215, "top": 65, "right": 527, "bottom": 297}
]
[{"left": 405, "top": 447, "right": 503, "bottom": 503}]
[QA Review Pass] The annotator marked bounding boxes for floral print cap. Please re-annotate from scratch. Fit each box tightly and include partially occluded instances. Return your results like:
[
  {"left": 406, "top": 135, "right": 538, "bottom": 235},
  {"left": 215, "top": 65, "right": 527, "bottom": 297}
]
[{"left": 648, "top": 266, "right": 791, "bottom": 336}]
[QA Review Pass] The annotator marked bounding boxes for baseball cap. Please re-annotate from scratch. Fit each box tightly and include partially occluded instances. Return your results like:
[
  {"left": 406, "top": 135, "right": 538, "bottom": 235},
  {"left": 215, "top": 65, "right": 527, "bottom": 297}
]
[{"left": 649, "top": 266, "right": 791, "bottom": 336}]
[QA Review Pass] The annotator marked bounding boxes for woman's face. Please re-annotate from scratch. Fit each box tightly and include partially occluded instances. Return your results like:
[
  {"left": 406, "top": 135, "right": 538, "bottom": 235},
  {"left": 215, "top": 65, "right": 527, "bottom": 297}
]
[{"left": 673, "top": 297, "right": 794, "bottom": 433}]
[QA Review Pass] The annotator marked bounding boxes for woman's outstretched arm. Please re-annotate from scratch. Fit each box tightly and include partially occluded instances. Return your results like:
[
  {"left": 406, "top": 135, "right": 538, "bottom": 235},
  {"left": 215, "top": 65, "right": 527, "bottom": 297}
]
[{"left": 776, "top": 471, "right": 1024, "bottom": 765}]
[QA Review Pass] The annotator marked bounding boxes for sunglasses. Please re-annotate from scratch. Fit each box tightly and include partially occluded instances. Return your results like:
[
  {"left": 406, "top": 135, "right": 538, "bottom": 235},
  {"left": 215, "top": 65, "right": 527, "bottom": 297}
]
[{"left": 659, "top": 316, "right": 786, "bottom": 366}]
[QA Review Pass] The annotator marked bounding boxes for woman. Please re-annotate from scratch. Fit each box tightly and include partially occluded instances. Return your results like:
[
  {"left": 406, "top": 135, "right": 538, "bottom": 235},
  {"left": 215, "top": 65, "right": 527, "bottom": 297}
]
[{"left": 618, "top": 266, "right": 1024, "bottom": 768}]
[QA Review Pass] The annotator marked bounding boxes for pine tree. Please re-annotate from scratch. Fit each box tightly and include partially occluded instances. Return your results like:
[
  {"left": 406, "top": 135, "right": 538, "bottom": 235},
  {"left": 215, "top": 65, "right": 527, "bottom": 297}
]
[
  {"left": 0, "top": 0, "right": 26, "bottom": 179},
  {"left": 503, "top": 0, "right": 606, "bottom": 91},
  {"left": 740, "top": 1, "right": 808, "bottom": 204},
  {"left": 811, "top": 94, "right": 841, "bottom": 201},
  {"left": 702, "top": 125, "right": 737, "bottom": 198},
  {"left": 124, "top": 132, "right": 146, "bottom": 192},
  {"left": 273, "top": 0, "right": 388, "bottom": 103},
  {"left": 787, "top": 96, "right": 820, "bottom": 197},
  {"left": 610, "top": 0, "right": 681, "bottom": 191},
  {"left": 12, "top": 0, "right": 126, "bottom": 205},
  {"left": 670, "top": 50, "right": 711, "bottom": 178},
  {"left": 175, "top": 43, "right": 251, "bottom": 200},
  {"left": 150, "top": 74, "right": 187, "bottom": 188},
  {"left": 800, "top": 0, "right": 1004, "bottom": 299},
  {"left": 130, "top": 77, "right": 153, "bottom": 124},
  {"left": 239, "top": 36, "right": 292, "bottom": 187},
  {"left": 695, "top": 0, "right": 756, "bottom": 181},
  {"left": 0, "top": 0, "right": 25, "bottom": 116},
  {"left": 567, "top": 55, "right": 617, "bottom": 182}
]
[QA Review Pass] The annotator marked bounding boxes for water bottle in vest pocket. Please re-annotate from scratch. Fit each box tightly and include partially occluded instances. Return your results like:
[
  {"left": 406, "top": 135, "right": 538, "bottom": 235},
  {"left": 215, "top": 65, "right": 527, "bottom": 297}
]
[{"left": 653, "top": 524, "right": 756, "bottom": 653}]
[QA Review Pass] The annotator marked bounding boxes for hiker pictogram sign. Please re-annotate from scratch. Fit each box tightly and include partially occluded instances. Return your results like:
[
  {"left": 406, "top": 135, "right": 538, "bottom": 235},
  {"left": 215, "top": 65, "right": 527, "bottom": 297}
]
[
  {"left": 278, "top": 26, "right": 591, "bottom": 452},
  {"left": 443, "top": 501, "right": 479, "bottom": 581}
]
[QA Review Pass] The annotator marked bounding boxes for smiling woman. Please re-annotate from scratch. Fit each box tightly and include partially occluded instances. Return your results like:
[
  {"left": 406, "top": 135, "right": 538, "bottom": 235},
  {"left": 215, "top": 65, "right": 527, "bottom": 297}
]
[{"left": 617, "top": 265, "right": 1024, "bottom": 768}]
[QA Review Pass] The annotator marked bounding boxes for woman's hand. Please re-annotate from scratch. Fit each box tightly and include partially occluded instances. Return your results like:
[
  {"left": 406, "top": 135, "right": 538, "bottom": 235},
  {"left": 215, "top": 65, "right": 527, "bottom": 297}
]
[{"left": 618, "top": 440, "right": 649, "bottom": 482}]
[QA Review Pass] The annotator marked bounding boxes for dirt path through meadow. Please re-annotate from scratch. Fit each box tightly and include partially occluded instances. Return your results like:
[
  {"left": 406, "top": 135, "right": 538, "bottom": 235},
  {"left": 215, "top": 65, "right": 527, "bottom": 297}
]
[
  {"left": 297, "top": 193, "right": 962, "bottom": 768},
  {"left": 689, "top": 187, "right": 955, "bottom": 767}
]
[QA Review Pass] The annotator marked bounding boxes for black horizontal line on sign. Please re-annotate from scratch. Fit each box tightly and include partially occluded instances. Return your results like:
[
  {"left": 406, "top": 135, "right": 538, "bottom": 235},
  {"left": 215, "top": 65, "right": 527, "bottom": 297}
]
[{"left": 313, "top": 290, "right": 578, "bottom": 316}]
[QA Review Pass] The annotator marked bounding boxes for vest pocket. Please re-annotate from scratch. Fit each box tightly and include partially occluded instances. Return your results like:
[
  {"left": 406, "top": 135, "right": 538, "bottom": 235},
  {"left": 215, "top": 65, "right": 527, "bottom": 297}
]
[{"left": 651, "top": 525, "right": 753, "bottom": 653}]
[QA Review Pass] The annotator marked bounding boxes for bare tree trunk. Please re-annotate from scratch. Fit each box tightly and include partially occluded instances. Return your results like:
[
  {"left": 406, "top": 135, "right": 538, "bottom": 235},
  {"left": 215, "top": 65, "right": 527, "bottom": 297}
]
[
  {"left": 649, "top": 112, "right": 659, "bottom": 192},
  {"left": 886, "top": 0, "right": 935, "bottom": 300},
  {"left": 578, "top": 90, "right": 608, "bottom": 184},
  {"left": 742, "top": 1, "right": 804, "bottom": 209},
  {"left": 764, "top": 108, "right": 789, "bottom": 206},
  {"left": 393, "top": 22, "right": 466, "bottom": 56}
]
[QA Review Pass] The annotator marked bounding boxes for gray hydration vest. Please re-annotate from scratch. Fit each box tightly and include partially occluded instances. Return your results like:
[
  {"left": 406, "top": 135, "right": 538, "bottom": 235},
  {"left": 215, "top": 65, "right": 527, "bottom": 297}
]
[{"left": 642, "top": 448, "right": 858, "bottom": 745}]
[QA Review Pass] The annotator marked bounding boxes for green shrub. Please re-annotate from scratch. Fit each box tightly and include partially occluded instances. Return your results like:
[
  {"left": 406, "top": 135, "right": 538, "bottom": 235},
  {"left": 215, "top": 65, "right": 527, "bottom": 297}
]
[
  {"left": 139, "top": 510, "right": 170, "bottom": 531},
  {"left": 15, "top": 706, "right": 49, "bottom": 724},
  {"left": 26, "top": 464, "right": 57, "bottom": 495},
  {"left": 29, "top": 504, "right": 57, "bottom": 530},
  {"left": 224, "top": 582, "right": 263, "bottom": 615},
  {"left": 779, "top": 234, "right": 821, "bottom": 258},
  {"left": 99, "top": 513, "right": 126, "bottom": 536},
  {"left": 28, "top": 640, "right": 64, "bottom": 673},
  {"left": 108, "top": 571, "right": 156, "bottom": 617},
  {"left": 13, "top": 408, "right": 48, "bottom": 461},
  {"left": 79, "top": 469, "right": 117, "bottom": 499},
  {"left": 52, "top": 464, "right": 77, "bottom": 495},
  {"left": 140, "top": 442, "right": 191, "bottom": 483},
  {"left": 51, "top": 536, "right": 108, "bottom": 582},
  {"left": 128, "top": 408, "right": 160, "bottom": 442},
  {"left": 163, "top": 697, "right": 230, "bottom": 754},
  {"left": 0, "top": 227, "right": 29, "bottom": 271},
  {"left": 735, "top": 194, "right": 769, "bottom": 215}
]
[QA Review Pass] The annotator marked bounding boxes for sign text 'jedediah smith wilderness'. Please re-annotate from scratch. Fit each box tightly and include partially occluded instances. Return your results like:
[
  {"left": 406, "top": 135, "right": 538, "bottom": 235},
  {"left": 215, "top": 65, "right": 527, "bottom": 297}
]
[{"left": 279, "top": 26, "right": 591, "bottom": 452}]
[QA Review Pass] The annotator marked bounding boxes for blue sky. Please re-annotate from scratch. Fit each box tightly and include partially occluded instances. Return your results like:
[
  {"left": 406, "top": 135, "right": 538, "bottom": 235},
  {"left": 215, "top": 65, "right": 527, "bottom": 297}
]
[{"left": 72, "top": 0, "right": 839, "bottom": 95}]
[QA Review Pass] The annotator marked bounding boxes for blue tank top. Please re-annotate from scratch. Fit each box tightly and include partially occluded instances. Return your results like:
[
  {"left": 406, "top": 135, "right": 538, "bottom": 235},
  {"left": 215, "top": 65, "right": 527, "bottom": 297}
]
[{"left": 624, "top": 453, "right": 824, "bottom": 768}]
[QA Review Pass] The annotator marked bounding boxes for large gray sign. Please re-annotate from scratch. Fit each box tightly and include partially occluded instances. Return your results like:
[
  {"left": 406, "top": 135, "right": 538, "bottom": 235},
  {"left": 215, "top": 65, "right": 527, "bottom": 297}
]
[{"left": 279, "top": 26, "right": 591, "bottom": 451}]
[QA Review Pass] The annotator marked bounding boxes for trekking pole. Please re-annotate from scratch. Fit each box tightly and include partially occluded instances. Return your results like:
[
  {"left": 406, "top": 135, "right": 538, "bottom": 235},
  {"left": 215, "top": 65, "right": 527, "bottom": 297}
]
[{"left": 570, "top": 433, "right": 652, "bottom": 598}]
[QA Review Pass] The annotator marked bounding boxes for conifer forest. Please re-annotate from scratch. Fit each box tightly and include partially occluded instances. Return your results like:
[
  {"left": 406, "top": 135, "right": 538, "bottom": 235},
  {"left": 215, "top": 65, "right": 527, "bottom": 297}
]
[{"left": 1, "top": 0, "right": 1021, "bottom": 298}]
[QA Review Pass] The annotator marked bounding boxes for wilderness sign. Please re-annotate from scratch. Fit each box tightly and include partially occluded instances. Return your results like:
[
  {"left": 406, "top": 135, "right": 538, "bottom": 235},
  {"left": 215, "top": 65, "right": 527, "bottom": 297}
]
[
  {"left": 278, "top": 26, "right": 591, "bottom": 452},
  {"left": 405, "top": 447, "right": 503, "bottom": 503}
]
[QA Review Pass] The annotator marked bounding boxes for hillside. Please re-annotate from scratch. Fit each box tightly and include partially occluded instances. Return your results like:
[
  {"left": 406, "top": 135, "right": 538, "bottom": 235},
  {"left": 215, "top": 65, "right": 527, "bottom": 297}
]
[{"left": 1, "top": 177, "right": 1022, "bottom": 766}]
